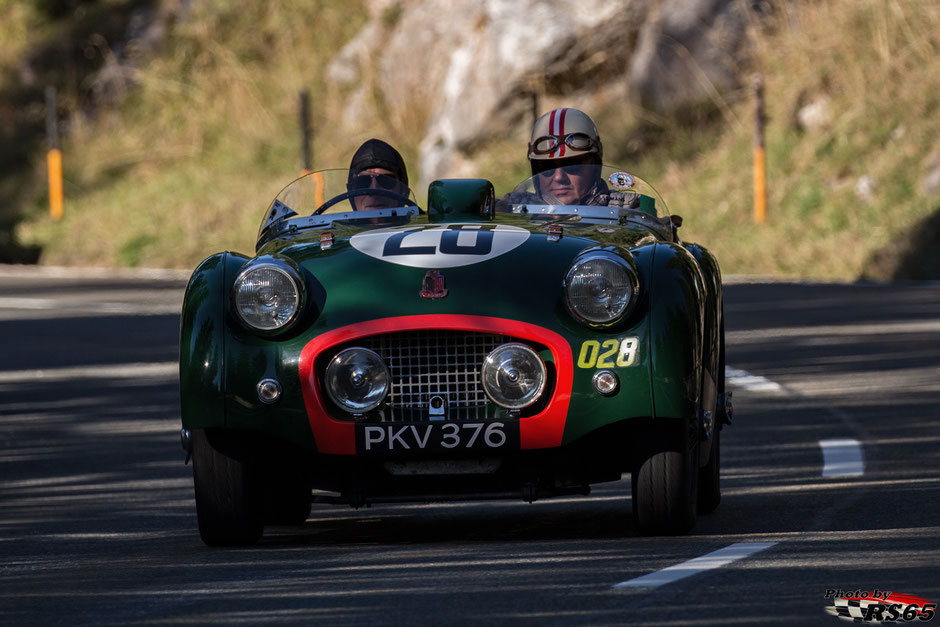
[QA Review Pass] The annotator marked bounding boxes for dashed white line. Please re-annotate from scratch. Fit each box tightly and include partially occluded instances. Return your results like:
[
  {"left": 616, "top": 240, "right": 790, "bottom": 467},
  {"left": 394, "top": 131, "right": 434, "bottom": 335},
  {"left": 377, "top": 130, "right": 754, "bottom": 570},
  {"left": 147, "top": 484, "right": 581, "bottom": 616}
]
[
  {"left": 613, "top": 542, "right": 778, "bottom": 589},
  {"left": 725, "top": 366, "right": 783, "bottom": 392},
  {"left": 819, "top": 438, "right": 865, "bottom": 477},
  {"left": 0, "top": 362, "right": 177, "bottom": 383}
]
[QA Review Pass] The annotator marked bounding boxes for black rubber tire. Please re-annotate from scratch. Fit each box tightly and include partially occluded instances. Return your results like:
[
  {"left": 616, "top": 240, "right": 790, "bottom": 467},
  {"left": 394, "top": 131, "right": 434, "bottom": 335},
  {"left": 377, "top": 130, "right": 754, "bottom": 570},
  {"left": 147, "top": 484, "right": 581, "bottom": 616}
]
[
  {"left": 631, "top": 421, "right": 699, "bottom": 535},
  {"left": 192, "top": 429, "right": 264, "bottom": 546},
  {"left": 698, "top": 316, "right": 725, "bottom": 514},
  {"left": 697, "top": 425, "right": 721, "bottom": 514}
]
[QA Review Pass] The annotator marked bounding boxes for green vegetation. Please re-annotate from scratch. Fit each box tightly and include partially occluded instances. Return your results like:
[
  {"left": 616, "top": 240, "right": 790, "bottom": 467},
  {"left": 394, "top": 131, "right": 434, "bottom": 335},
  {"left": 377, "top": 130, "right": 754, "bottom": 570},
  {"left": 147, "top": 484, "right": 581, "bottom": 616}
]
[{"left": 6, "top": 0, "right": 940, "bottom": 279}]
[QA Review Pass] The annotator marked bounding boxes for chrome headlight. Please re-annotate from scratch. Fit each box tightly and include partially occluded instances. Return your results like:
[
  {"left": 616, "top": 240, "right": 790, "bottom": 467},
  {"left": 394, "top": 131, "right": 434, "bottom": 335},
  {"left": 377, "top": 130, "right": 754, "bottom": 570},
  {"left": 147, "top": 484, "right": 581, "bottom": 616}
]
[
  {"left": 325, "top": 348, "right": 390, "bottom": 414},
  {"left": 563, "top": 251, "right": 638, "bottom": 326},
  {"left": 233, "top": 263, "right": 302, "bottom": 331},
  {"left": 481, "top": 343, "right": 547, "bottom": 410}
]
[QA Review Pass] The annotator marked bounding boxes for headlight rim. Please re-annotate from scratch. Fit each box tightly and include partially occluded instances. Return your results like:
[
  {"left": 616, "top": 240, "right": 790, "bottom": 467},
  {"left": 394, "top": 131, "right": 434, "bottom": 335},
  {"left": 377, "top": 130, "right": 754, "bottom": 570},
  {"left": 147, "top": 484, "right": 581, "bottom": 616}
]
[
  {"left": 563, "top": 249, "right": 639, "bottom": 328},
  {"left": 231, "top": 260, "right": 305, "bottom": 334},
  {"left": 481, "top": 342, "right": 548, "bottom": 410}
]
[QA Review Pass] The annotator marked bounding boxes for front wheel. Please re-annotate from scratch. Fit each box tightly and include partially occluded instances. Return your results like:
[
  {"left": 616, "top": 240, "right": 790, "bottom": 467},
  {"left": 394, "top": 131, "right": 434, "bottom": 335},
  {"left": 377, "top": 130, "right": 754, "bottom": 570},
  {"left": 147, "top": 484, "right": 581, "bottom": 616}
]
[
  {"left": 698, "top": 316, "right": 726, "bottom": 514},
  {"left": 191, "top": 429, "right": 264, "bottom": 546},
  {"left": 697, "top": 425, "right": 721, "bottom": 514},
  {"left": 631, "top": 420, "right": 699, "bottom": 535}
]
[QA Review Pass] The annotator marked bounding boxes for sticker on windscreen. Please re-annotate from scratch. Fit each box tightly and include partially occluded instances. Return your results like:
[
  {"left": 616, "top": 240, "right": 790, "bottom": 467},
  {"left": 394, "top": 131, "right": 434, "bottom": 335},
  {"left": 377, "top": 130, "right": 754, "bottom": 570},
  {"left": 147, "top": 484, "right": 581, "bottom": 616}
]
[
  {"left": 608, "top": 172, "right": 635, "bottom": 190},
  {"left": 350, "top": 224, "right": 530, "bottom": 268}
]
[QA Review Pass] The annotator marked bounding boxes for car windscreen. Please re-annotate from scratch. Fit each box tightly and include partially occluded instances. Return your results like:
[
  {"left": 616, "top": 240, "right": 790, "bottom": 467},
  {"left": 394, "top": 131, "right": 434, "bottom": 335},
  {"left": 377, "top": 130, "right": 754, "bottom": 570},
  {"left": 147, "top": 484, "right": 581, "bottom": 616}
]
[
  {"left": 506, "top": 165, "right": 667, "bottom": 216},
  {"left": 257, "top": 169, "right": 419, "bottom": 247}
]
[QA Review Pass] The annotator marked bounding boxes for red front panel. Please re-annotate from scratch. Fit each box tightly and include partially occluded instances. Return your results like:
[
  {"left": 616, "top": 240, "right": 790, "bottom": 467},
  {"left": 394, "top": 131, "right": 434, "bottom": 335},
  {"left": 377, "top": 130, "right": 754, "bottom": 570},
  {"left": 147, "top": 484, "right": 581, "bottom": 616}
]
[{"left": 297, "top": 315, "right": 573, "bottom": 455}]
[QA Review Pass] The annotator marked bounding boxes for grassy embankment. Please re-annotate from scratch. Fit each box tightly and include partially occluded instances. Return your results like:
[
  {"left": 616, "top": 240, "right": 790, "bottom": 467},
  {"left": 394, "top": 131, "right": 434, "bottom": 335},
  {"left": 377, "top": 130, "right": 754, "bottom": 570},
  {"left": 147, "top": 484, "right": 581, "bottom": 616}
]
[{"left": 9, "top": 0, "right": 940, "bottom": 279}]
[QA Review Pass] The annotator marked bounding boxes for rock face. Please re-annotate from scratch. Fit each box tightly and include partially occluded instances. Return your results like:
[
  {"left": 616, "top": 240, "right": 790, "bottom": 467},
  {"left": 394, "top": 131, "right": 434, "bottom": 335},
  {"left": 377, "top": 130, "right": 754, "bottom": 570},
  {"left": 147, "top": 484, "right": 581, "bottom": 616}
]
[
  {"left": 328, "top": 0, "right": 756, "bottom": 187},
  {"left": 628, "top": 0, "right": 752, "bottom": 113}
]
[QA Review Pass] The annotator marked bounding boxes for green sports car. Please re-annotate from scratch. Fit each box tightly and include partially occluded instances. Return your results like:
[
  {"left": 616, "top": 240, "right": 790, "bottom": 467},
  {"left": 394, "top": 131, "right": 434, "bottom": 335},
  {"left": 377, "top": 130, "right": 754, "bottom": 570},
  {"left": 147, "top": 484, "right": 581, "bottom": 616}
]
[{"left": 179, "top": 165, "right": 731, "bottom": 545}]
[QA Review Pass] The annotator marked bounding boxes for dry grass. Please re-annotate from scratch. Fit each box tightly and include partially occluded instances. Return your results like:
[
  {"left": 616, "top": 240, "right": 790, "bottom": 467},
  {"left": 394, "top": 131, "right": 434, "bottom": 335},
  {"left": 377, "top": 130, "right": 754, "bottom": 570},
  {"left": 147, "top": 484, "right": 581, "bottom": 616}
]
[
  {"left": 654, "top": 0, "right": 940, "bottom": 279},
  {"left": 0, "top": 1, "right": 42, "bottom": 72},
  {"left": 14, "top": 0, "right": 940, "bottom": 278}
]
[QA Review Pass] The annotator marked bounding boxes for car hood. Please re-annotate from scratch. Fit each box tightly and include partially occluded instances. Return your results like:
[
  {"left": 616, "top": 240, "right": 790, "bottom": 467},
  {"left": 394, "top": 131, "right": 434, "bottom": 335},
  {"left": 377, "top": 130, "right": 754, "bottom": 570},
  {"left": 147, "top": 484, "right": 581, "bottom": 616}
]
[{"left": 259, "top": 218, "right": 658, "bottom": 331}]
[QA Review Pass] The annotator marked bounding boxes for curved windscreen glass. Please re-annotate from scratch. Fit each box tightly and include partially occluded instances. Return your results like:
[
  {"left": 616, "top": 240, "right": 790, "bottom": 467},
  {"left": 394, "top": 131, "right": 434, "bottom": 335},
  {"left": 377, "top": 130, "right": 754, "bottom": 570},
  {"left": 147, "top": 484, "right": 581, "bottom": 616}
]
[
  {"left": 257, "top": 169, "right": 418, "bottom": 248},
  {"left": 505, "top": 165, "right": 667, "bottom": 216}
]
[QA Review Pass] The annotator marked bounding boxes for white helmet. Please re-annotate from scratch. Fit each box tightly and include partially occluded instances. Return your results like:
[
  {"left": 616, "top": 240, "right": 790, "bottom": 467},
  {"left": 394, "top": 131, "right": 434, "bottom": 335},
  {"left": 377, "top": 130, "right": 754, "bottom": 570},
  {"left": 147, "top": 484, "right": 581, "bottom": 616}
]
[{"left": 527, "top": 108, "right": 603, "bottom": 166}]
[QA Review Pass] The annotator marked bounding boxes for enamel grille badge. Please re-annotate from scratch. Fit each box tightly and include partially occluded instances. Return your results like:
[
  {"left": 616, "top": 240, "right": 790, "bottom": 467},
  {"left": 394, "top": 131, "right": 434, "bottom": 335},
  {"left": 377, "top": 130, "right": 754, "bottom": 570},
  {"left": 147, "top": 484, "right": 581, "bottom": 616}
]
[{"left": 420, "top": 270, "right": 448, "bottom": 299}]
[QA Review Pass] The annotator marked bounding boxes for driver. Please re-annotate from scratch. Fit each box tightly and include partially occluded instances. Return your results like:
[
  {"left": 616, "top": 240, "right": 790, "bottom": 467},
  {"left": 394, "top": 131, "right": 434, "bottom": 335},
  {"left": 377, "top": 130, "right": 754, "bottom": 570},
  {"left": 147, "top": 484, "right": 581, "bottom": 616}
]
[
  {"left": 346, "top": 138, "right": 411, "bottom": 211},
  {"left": 528, "top": 107, "right": 607, "bottom": 205},
  {"left": 499, "top": 108, "right": 638, "bottom": 208}
]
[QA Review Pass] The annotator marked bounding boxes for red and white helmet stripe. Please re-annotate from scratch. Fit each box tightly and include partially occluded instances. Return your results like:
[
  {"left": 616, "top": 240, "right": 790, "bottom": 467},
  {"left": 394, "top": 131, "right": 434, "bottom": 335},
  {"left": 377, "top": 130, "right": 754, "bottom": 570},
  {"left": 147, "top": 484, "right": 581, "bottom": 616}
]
[{"left": 528, "top": 107, "right": 602, "bottom": 162}]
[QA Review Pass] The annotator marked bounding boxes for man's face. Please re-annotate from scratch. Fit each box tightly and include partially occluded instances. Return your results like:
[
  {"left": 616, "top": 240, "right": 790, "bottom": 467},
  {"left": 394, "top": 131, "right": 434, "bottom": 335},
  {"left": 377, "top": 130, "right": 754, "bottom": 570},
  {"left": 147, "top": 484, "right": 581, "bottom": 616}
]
[
  {"left": 536, "top": 161, "right": 596, "bottom": 205},
  {"left": 350, "top": 167, "right": 406, "bottom": 211}
]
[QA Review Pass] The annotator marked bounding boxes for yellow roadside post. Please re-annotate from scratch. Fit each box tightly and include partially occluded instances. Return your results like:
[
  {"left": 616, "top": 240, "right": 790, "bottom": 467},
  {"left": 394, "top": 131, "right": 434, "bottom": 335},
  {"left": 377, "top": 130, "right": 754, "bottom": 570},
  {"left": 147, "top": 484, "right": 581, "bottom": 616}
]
[
  {"left": 47, "top": 148, "right": 63, "bottom": 221},
  {"left": 46, "top": 86, "right": 64, "bottom": 220},
  {"left": 753, "top": 74, "right": 767, "bottom": 225}
]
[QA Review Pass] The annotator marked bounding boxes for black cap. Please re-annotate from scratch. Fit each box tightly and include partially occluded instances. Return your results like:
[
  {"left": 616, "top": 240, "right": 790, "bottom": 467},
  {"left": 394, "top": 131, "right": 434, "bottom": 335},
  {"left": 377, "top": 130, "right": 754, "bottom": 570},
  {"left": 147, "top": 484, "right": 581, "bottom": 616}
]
[{"left": 348, "top": 139, "right": 408, "bottom": 186}]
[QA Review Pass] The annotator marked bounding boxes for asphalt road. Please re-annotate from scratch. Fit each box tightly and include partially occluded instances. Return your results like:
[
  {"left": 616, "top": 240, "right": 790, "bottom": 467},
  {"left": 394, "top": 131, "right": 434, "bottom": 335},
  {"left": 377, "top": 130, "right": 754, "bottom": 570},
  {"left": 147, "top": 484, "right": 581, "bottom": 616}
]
[{"left": 1, "top": 266, "right": 938, "bottom": 625}]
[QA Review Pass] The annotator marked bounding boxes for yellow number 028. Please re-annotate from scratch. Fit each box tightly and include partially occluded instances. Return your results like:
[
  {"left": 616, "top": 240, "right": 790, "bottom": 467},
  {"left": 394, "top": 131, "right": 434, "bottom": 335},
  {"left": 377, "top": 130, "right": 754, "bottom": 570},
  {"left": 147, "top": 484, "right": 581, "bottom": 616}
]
[{"left": 577, "top": 337, "right": 639, "bottom": 368}]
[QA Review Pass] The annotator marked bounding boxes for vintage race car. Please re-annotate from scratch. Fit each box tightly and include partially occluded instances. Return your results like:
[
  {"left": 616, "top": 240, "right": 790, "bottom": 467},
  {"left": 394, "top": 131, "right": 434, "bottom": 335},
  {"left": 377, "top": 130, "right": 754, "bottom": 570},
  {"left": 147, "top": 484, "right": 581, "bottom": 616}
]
[{"left": 179, "top": 165, "right": 731, "bottom": 546}]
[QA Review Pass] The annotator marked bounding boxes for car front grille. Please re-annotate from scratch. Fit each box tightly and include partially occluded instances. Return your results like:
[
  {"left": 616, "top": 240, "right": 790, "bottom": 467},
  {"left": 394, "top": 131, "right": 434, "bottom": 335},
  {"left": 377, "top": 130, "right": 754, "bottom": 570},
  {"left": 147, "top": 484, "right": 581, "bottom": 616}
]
[{"left": 354, "top": 330, "right": 515, "bottom": 422}]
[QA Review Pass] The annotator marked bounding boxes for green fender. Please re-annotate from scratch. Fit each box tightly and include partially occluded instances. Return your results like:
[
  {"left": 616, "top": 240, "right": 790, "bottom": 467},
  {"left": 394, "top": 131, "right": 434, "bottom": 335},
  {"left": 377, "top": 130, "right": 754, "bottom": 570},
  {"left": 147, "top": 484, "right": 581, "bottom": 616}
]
[
  {"left": 179, "top": 251, "right": 249, "bottom": 430},
  {"left": 684, "top": 243, "right": 722, "bottom": 415},
  {"left": 647, "top": 242, "right": 707, "bottom": 421}
]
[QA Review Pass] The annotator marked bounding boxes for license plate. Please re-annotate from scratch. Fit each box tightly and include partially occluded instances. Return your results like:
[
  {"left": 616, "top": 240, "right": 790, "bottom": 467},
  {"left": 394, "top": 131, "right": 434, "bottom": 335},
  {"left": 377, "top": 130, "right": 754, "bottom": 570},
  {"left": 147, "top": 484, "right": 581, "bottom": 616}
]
[{"left": 355, "top": 421, "right": 519, "bottom": 454}]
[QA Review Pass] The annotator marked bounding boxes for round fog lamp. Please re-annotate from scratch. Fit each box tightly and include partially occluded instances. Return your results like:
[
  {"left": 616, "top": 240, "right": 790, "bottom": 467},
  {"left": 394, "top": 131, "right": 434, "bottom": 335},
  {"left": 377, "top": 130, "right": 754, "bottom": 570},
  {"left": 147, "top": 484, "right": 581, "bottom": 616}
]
[
  {"left": 592, "top": 370, "right": 619, "bottom": 396},
  {"left": 325, "top": 347, "right": 389, "bottom": 413},
  {"left": 481, "top": 343, "right": 547, "bottom": 410}
]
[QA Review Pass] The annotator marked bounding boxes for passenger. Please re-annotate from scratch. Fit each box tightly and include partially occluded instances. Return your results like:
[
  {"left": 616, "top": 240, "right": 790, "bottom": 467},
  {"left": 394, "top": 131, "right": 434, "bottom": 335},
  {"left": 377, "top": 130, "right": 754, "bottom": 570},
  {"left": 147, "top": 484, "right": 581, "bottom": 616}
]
[
  {"left": 501, "top": 108, "right": 638, "bottom": 208},
  {"left": 346, "top": 138, "right": 411, "bottom": 211}
]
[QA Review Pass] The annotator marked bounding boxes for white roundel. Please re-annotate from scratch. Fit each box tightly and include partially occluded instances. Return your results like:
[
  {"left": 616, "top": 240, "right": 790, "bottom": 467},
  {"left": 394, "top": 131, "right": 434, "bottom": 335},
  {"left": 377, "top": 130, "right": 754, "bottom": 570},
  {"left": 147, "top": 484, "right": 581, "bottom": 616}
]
[{"left": 350, "top": 224, "right": 530, "bottom": 268}]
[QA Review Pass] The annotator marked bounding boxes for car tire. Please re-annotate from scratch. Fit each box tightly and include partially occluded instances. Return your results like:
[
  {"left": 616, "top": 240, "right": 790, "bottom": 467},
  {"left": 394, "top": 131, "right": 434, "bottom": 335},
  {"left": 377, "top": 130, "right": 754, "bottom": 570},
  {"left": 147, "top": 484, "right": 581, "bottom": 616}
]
[
  {"left": 698, "top": 316, "right": 725, "bottom": 514},
  {"left": 192, "top": 428, "right": 264, "bottom": 546},
  {"left": 697, "top": 426, "right": 721, "bottom": 513},
  {"left": 631, "top": 420, "right": 699, "bottom": 535}
]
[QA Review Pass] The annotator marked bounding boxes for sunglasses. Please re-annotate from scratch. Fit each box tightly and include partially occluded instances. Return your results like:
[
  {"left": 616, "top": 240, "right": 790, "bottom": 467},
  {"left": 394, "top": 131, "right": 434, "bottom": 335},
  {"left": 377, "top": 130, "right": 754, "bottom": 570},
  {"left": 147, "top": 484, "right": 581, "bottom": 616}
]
[
  {"left": 349, "top": 173, "right": 403, "bottom": 190},
  {"left": 534, "top": 162, "right": 595, "bottom": 178},
  {"left": 528, "top": 132, "right": 597, "bottom": 156}
]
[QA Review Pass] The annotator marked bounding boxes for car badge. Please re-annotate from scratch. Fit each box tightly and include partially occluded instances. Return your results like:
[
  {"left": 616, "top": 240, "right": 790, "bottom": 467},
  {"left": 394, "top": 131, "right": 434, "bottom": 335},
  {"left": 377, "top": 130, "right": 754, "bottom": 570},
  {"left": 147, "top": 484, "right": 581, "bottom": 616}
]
[
  {"left": 420, "top": 270, "right": 448, "bottom": 299},
  {"left": 319, "top": 231, "right": 334, "bottom": 249},
  {"left": 428, "top": 395, "right": 446, "bottom": 419},
  {"left": 547, "top": 223, "right": 564, "bottom": 242}
]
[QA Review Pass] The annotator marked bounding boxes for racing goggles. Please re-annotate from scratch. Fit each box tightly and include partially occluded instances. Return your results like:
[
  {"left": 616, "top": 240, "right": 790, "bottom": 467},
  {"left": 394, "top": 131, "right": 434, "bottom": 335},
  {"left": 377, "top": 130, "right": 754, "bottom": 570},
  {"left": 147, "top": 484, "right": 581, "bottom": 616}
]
[
  {"left": 349, "top": 173, "right": 402, "bottom": 190},
  {"left": 528, "top": 132, "right": 598, "bottom": 157}
]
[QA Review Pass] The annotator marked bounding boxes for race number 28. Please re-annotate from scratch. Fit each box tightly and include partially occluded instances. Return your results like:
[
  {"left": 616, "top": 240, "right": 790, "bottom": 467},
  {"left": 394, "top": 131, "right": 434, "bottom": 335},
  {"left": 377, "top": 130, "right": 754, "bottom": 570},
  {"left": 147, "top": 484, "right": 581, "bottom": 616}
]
[{"left": 577, "top": 337, "right": 639, "bottom": 368}]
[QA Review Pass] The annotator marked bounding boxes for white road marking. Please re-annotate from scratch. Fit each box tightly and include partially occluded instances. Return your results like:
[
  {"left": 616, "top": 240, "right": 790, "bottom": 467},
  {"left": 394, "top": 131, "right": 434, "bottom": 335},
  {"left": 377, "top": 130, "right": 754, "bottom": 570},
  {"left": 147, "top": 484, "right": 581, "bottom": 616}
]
[
  {"left": 726, "top": 319, "right": 940, "bottom": 342},
  {"left": 0, "top": 362, "right": 177, "bottom": 383},
  {"left": 0, "top": 296, "right": 180, "bottom": 317},
  {"left": 725, "top": 366, "right": 783, "bottom": 392},
  {"left": 819, "top": 438, "right": 864, "bottom": 477},
  {"left": 613, "top": 542, "right": 778, "bottom": 589}
]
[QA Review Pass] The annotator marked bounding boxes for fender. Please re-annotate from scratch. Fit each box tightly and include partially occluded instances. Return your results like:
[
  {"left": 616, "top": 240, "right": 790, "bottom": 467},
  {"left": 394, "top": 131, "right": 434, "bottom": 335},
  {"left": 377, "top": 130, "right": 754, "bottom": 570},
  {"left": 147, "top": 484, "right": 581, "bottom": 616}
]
[
  {"left": 647, "top": 242, "right": 707, "bottom": 422},
  {"left": 684, "top": 243, "right": 722, "bottom": 412},
  {"left": 179, "top": 251, "right": 249, "bottom": 429},
  {"left": 684, "top": 242, "right": 723, "bottom": 463}
]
